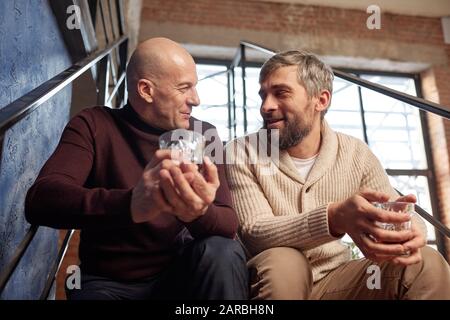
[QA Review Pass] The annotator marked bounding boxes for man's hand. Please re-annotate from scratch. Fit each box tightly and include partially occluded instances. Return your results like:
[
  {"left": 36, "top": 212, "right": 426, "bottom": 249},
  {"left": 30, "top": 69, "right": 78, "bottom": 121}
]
[
  {"left": 391, "top": 193, "right": 426, "bottom": 265},
  {"left": 328, "top": 189, "right": 415, "bottom": 263},
  {"left": 391, "top": 219, "right": 426, "bottom": 265},
  {"left": 130, "top": 150, "right": 181, "bottom": 223},
  {"left": 159, "top": 156, "right": 220, "bottom": 222}
]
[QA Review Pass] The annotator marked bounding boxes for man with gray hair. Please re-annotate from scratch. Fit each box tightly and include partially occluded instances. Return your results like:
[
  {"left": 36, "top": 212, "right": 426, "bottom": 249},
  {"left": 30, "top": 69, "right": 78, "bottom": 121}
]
[{"left": 226, "top": 50, "right": 450, "bottom": 299}]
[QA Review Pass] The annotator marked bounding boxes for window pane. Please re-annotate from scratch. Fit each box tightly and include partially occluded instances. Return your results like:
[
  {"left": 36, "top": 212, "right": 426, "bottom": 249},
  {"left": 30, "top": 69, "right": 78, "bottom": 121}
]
[
  {"left": 193, "top": 64, "right": 229, "bottom": 141},
  {"left": 234, "top": 67, "right": 263, "bottom": 135},
  {"left": 326, "top": 78, "right": 365, "bottom": 141},
  {"left": 196, "top": 65, "right": 264, "bottom": 140},
  {"left": 360, "top": 75, "right": 427, "bottom": 170},
  {"left": 388, "top": 175, "right": 436, "bottom": 241}
]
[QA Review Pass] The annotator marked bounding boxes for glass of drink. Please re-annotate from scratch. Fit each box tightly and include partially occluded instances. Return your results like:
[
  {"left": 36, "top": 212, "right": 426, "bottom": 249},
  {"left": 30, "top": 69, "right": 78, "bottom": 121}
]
[
  {"left": 372, "top": 201, "right": 414, "bottom": 231},
  {"left": 159, "top": 129, "right": 205, "bottom": 164}
]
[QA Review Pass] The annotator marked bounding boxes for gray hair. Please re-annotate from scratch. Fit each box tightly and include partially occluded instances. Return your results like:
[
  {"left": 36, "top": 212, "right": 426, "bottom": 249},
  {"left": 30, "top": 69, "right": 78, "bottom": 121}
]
[{"left": 259, "top": 50, "right": 334, "bottom": 118}]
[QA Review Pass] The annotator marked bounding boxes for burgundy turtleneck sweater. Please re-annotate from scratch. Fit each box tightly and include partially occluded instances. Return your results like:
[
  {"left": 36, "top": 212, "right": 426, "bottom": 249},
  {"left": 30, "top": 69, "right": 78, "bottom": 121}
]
[{"left": 25, "top": 104, "right": 238, "bottom": 281}]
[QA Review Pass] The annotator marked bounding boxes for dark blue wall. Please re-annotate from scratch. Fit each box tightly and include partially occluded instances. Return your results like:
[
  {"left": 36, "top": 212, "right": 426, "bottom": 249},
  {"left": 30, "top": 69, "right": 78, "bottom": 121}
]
[{"left": 0, "top": 1, "right": 72, "bottom": 299}]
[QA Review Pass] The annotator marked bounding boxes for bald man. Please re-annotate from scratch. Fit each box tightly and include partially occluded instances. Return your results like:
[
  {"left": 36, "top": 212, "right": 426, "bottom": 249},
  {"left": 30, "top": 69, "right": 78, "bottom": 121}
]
[{"left": 25, "top": 38, "right": 248, "bottom": 300}]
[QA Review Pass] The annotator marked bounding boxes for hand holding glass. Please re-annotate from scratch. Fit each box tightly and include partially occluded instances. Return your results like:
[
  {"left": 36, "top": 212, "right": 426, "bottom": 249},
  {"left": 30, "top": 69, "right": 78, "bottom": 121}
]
[
  {"left": 372, "top": 201, "right": 414, "bottom": 231},
  {"left": 158, "top": 129, "right": 205, "bottom": 164}
]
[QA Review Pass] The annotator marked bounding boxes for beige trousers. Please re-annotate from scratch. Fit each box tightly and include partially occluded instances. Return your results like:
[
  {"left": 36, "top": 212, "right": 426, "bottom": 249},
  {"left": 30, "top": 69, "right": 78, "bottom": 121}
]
[{"left": 248, "top": 246, "right": 450, "bottom": 299}]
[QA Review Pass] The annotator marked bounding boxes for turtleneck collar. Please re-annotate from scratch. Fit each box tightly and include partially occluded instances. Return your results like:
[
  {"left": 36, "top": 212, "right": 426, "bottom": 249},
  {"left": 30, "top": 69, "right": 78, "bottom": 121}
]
[{"left": 119, "top": 102, "right": 168, "bottom": 135}]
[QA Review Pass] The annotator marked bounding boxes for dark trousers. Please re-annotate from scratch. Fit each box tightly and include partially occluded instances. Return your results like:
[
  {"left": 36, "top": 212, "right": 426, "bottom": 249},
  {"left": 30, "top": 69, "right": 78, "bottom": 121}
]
[{"left": 66, "top": 236, "right": 249, "bottom": 300}]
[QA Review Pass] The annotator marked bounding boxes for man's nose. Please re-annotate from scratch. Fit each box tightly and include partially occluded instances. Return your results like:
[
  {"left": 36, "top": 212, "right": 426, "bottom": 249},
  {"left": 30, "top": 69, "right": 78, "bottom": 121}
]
[
  {"left": 189, "top": 88, "right": 200, "bottom": 107},
  {"left": 260, "top": 95, "right": 278, "bottom": 114}
]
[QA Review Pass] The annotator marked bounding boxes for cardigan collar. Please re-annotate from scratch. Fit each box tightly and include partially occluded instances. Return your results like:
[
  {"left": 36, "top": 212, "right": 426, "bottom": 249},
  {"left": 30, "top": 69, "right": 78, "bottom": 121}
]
[{"left": 275, "top": 120, "right": 338, "bottom": 186}]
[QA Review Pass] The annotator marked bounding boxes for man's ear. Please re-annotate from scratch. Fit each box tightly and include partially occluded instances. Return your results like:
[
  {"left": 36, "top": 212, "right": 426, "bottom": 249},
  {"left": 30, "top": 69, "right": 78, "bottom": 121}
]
[
  {"left": 315, "top": 89, "right": 331, "bottom": 113},
  {"left": 137, "top": 79, "right": 154, "bottom": 104}
]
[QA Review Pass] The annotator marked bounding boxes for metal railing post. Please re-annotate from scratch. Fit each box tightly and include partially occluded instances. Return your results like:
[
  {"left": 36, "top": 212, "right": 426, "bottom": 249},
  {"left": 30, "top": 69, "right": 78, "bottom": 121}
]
[
  {"left": 231, "top": 68, "right": 237, "bottom": 139},
  {"left": 115, "top": 0, "right": 125, "bottom": 36},
  {"left": 107, "top": 0, "right": 117, "bottom": 41},
  {"left": 96, "top": 55, "right": 110, "bottom": 106},
  {"left": 99, "top": 0, "right": 110, "bottom": 44},
  {"left": 240, "top": 44, "right": 248, "bottom": 134},
  {"left": 118, "top": 38, "right": 128, "bottom": 107},
  {"left": 227, "top": 69, "right": 232, "bottom": 142}
]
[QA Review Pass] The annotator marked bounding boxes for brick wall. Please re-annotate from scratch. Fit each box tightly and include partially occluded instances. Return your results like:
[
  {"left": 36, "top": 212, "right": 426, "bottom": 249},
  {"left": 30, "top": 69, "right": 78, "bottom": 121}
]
[
  {"left": 142, "top": 0, "right": 444, "bottom": 44},
  {"left": 432, "top": 46, "right": 450, "bottom": 175},
  {"left": 422, "top": 45, "right": 450, "bottom": 259},
  {"left": 434, "top": 57, "right": 450, "bottom": 166},
  {"left": 140, "top": 0, "right": 447, "bottom": 65}
]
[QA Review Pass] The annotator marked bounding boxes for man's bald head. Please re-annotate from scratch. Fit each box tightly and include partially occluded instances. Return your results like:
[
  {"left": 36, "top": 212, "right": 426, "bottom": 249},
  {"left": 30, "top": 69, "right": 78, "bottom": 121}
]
[
  {"left": 126, "top": 37, "right": 195, "bottom": 99},
  {"left": 125, "top": 37, "right": 200, "bottom": 130}
]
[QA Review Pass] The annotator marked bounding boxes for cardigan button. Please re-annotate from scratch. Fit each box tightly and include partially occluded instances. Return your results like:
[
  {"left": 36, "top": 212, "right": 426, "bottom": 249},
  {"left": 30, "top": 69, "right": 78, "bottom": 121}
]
[{"left": 305, "top": 187, "right": 311, "bottom": 193}]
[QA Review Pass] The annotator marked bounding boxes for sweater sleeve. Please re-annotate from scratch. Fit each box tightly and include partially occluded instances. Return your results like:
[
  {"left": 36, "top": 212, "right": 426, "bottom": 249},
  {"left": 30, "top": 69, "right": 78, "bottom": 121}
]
[
  {"left": 225, "top": 140, "right": 340, "bottom": 256},
  {"left": 25, "top": 110, "right": 133, "bottom": 229},
  {"left": 360, "top": 145, "right": 428, "bottom": 237},
  {"left": 184, "top": 128, "right": 239, "bottom": 239}
]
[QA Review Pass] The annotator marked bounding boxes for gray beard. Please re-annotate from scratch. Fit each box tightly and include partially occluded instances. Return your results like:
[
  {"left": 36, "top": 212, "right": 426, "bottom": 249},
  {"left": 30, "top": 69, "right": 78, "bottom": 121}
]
[{"left": 277, "top": 118, "right": 313, "bottom": 150}]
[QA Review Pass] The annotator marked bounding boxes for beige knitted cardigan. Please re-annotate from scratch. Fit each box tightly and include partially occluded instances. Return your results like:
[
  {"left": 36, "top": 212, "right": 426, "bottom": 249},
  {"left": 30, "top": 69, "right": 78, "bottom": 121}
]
[{"left": 225, "top": 121, "right": 423, "bottom": 282}]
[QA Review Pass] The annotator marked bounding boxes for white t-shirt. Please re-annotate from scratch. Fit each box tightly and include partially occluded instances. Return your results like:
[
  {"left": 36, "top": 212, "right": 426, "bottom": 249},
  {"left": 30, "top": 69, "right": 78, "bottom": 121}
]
[{"left": 290, "top": 154, "right": 318, "bottom": 180}]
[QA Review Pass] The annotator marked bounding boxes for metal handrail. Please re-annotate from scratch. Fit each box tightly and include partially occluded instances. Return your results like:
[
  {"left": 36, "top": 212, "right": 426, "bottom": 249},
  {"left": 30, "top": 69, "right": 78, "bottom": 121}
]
[
  {"left": 39, "top": 230, "right": 75, "bottom": 300},
  {"left": 334, "top": 70, "right": 450, "bottom": 119},
  {"left": 199, "top": 69, "right": 229, "bottom": 82},
  {"left": 233, "top": 40, "right": 450, "bottom": 120},
  {"left": 0, "top": 225, "right": 38, "bottom": 294},
  {"left": 395, "top": 189, "right": 450, "bottom": 238},
  {"left": 0, "top": 35, "right": 127, "bottom": 134},
  {"left": 239, "top": 40, "right": 274, "bottom": 56},
  {"left": 415, "top": 204, "right": 450, "bottom": 238}
]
